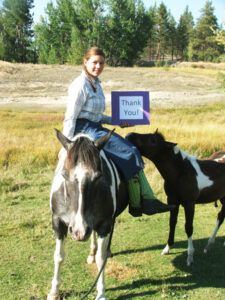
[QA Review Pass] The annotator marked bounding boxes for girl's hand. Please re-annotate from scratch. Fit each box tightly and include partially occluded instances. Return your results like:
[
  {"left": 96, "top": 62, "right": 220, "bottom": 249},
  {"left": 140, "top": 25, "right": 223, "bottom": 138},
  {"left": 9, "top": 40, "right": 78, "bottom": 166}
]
[{"left": 119, "top": 121, "right": 134, "bottom": 128}]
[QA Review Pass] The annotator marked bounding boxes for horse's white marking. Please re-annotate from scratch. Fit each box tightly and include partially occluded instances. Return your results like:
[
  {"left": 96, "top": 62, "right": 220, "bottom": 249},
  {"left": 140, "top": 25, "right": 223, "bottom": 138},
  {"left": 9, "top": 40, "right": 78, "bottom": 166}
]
[
  {"left": 214, "top": 154, "right": 225, "bottom": 162},
  {"left": 72, "top": 163, "right": 90, "bottom": 238},
  {"left": 204, "top": 220, "right": 220, "bottom": 253},
  {"left": 95, "top": 235, "right": 110, "bottom": 300},
  {"left": 100, "top": 150, "right": 119, "bottom": 214},
  {"left": 48, "top": 239, "right": 65, "bottom": 298},
  {"left": 174, "top": 146, "right": 213, "bottom": 191},
  {"left": 71, "top": 132, "right": 94, "bottom": 142},
  {"left": 50, "top": 149, "right": 67, "bottom": 209},
  {"left": 161, "top": 244, "right": 170, "bottom": 255},
  {"left": 87, "top": 232, "right": 97, "bottom": 264},
  {"left": 50, "top": 172, "right": 64, "bottom": 196},
  {"left": 187, "top": 237, "right": 194, "bottom": 266}
]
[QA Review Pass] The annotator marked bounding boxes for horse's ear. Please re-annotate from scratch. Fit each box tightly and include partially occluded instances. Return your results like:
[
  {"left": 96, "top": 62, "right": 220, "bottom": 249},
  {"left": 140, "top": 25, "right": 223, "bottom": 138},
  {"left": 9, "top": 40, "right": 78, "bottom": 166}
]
[
  {"left": 165, "top": 141, "right": 177, "bottom": 148},
  {"left": 154, "top": 128, "right": 159, "bottom": 134},
  {"left": 54, "top": 128, "right": 73, "bottom": 151},
  {"left": 94, "top": 129, "right": 115, "bottom": 150}
]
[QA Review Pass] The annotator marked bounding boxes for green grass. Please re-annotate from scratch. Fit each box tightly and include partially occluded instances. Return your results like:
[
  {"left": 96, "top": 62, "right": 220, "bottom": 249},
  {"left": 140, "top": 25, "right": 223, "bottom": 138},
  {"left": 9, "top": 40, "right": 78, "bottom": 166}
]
[{"left": 1, "top": 103, "right": 225, "bottom": 299}]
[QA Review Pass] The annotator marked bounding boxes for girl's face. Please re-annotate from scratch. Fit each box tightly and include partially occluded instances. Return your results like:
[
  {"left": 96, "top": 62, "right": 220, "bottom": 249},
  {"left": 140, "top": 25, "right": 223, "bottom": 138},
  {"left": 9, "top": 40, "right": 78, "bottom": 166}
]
[{"left": 84, "top": 55, "right": 105, "bottom": 79}]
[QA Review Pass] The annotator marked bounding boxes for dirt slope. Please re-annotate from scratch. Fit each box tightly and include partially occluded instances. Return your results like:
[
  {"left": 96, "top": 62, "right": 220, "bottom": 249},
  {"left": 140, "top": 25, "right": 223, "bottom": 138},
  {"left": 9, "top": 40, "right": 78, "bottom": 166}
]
[{"left": 0, "top": 61, "right": 224, "bottom": 110}]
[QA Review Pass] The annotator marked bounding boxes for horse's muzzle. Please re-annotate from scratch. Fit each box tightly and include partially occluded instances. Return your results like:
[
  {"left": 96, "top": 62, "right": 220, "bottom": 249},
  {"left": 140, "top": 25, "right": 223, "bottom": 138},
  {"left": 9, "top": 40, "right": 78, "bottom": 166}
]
[{"left": 69, "top": 226, "right": 92, "bottom": 242}]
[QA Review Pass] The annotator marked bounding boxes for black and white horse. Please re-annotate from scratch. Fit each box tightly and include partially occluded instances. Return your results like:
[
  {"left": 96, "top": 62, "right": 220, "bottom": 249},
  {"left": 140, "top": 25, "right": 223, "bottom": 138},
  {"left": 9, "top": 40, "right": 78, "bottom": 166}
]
[
  {"left": 47, "top": 129, "right": 128, "bottom": 300},
  {"left": 126, "top": 131, "right": 225, "bottom": 266}
]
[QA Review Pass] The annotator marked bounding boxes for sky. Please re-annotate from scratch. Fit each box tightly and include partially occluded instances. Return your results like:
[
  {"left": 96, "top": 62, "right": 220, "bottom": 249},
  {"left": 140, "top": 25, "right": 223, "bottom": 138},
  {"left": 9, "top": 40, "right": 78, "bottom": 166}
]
[{"left": 30, "top": 0, "right": 225, "bottom": 25}]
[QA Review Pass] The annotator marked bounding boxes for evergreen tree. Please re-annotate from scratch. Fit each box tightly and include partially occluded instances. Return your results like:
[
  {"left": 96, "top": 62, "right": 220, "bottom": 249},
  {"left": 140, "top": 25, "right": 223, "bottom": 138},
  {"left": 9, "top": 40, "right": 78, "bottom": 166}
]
[
  {"left": 167, "top": 13, "right": 177, "bottom": 61},
  {"left": 34, "top": 0, "right": 74, "bottom": 64},
  {"left": 189, "top": 0, "right": 222, "bottom": 61},
  {"left": 32, "top": 0, "right": 224, "bottom": 65},
  {"left": 0, "top": 0, "right": 34, "bottom": 62},
  {"left": 0, "top": 10, "right": 5, "bottom": 59},
  {"left": 142, "top": 4, "right": 157, "bottom": 62},
  {"left": 104, "top": 0, "right": 151, "bottom": 66},
  {"left": 68, "top": 0, "right": 106, "bottom": 64},
  {"left": 177, "top": 6, "right": 194, "bottom": 60},
  {"left": 215, "top": 27, "right": 225, "bottom": 46},
  {"left": 155, "top": 2, "right": 170, "bottom": 62},
  {"left": 35, "top": 0, "right": 106, "bottom": 64}
]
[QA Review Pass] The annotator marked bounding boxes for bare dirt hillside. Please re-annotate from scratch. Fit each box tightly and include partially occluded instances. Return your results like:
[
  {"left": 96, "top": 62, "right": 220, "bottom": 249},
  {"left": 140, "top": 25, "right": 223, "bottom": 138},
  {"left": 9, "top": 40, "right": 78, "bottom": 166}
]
[{"left": 0, "top": 60, "right": 224, "bottom": 110}]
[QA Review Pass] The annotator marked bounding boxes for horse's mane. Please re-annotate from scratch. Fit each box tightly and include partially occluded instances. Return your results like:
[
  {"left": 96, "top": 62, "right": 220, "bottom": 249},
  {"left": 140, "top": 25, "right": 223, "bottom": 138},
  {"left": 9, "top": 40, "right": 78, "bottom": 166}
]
[
  {"left": 67, "top": 135, "right": 101, "bottom": 171},
  {"left": 155, "top": 131, "right": 166, "bottom": 142}
]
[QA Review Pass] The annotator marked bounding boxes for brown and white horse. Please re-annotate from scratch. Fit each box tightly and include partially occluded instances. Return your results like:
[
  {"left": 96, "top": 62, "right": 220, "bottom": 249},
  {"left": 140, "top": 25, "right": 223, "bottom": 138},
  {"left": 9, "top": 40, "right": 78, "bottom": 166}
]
[
  {"left": 47, "top": 129, "right": 128, "bottom": 300},
  {"left": 126, "top": 131, "right": 225, "bottom": 266},
  {"left": 207, "top": 150, "right": 225, "bottom": 163}
]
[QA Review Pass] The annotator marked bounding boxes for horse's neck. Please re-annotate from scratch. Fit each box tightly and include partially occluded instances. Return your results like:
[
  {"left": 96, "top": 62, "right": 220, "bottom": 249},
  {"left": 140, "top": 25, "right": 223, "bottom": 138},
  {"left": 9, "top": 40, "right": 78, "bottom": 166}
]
[{"left": 153, "top": 154, "right": 181, "bottom": 182}]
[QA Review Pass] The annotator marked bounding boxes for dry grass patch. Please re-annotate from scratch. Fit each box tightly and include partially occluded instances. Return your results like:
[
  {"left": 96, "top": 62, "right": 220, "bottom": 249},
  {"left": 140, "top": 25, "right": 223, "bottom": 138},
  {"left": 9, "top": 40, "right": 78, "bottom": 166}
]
[
  {"left": 87, "top": 259, "right": 139, "bottom": 281},
  {"left": 177, "top": 61, "right": 225, "bottom": 70},
  {"left": 0, "top": 60, "right": 19, "bottom": 75},
  {"left": 106, "top": 259, "right": 139, "bottom": 280}
]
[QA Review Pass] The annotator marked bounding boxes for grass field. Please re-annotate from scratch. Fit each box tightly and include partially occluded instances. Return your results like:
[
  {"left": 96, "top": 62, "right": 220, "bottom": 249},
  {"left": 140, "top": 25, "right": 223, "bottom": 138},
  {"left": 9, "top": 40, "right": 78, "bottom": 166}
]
[{"left": 1, "top": 100, "right": 225, "bottom": 299}]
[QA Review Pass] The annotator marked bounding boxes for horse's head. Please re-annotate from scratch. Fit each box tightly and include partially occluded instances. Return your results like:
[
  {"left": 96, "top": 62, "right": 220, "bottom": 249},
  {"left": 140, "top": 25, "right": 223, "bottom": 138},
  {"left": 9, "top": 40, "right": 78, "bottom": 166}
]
[
  {"left": 55, "top": 129, "right": 114, "bottom": 241},
  {"left": 126, "top": 129, "right": 177, "bottom": 160}
]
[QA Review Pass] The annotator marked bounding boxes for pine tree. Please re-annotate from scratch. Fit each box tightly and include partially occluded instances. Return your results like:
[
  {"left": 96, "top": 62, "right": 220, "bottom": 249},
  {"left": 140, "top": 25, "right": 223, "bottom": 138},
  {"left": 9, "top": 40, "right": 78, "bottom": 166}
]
[
  {"left": 177, "top": 6, "right": 194, "bottom": 60},
  {"left": 144, "top": 4, "right": 158, "bottom": 62},
  {"left": 0, "top": 0, "right": 34, "bottom": 62},
  {"left": 67, "top": 0, "right": 106, "bottom": 64},
  {"left": 104, "top": 0, "right": 151, "bottom": 66},
  {"left": 155, "top": 3, "right": 170, "bottom": 63},
  {"left": 167, "top": 13, "right": 177, "bottom": 61},
  {"left": 35, "top": 0, "right": 106, "bottom": 64},
  {"left": 0, "top": 10, "right": 5, "bottom": 59},
  {"left": 34, "top": 0, "right": 74, "bottom": 64},
  {"left": 189, "top": 0, "right": 222, "bottom": 62}
]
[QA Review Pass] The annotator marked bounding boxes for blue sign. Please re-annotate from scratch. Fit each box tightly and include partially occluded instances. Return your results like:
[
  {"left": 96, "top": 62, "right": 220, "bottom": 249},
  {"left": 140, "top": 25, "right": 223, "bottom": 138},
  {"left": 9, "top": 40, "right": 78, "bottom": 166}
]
[{"left": 111, "top": 91, "right": 150, "bottom": 125}]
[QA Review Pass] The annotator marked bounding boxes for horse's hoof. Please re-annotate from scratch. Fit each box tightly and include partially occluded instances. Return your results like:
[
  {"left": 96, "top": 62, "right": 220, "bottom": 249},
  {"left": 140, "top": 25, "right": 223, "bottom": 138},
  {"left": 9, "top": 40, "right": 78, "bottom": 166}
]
[
  {"left": 95, "top": 295, "right": 107, "bottom": 300},
  {"left": 107, "top": 250, "right": 113, "bottom": 258},
  {"left": 47, "top": 293, "right": 60, "bottom": 300},
  {"left": 187, "top": 257, "right": 194, "bottom": 266},
  {"left": 87, "top": 255, "right": 95, "bottom": 264},
  {"left": 161, "top": 245, "right": 170, "bottom": 255}
]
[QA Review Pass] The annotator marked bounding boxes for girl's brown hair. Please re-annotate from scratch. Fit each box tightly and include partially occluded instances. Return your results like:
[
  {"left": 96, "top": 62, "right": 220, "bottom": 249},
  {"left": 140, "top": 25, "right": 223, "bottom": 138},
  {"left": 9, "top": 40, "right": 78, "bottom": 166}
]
[{"left": 83, "top": 46, "right": 105, "bottom": 63}]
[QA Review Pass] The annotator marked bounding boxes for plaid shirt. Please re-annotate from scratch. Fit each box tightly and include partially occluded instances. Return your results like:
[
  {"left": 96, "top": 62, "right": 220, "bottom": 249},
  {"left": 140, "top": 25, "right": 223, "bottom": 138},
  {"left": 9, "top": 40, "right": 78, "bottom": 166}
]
[{"left": 63, "top": 71, "right": 111, "bottom": 139}]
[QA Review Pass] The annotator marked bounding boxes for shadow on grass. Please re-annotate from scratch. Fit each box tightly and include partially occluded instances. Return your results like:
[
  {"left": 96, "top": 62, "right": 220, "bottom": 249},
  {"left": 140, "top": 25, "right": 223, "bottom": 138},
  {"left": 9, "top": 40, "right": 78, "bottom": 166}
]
[
  {"left": 58, "top": 280, "right": 157, "bottom": 300},
  {"left": 112, "top": 236, "right": 225, "bottom": 292},
  {"left": 42, "top": 237, "right": 225, "bottom": 300}
]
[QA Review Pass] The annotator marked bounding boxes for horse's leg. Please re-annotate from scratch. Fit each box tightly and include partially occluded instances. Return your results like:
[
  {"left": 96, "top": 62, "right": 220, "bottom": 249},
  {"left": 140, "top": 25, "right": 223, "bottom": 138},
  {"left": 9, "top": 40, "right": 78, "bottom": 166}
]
[
  {"left": 95, "top": 235, "right": 110, "bottom": 300},
  {"left": 161, "top": 204, "right": 180, "bottom": 255},
  {"left": 204, "top": 199, "right": 225, "bottom": 253},
  {"left": 87, "top": 231, "right": 97, "bottom": 264},
  {"left": 47, "top": 238, "right": 65, "bottom": 300},
  {"left": 184, "top": 204, "right": 195, "bottom": 266}
]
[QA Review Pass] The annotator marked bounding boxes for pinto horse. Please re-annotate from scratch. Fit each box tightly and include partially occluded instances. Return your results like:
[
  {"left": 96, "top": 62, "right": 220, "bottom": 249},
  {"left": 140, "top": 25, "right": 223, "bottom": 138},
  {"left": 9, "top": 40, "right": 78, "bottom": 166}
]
[
  {"left": 47, "top": 129, "right": 128, "bottom": 300},
  {"left": 126, "top": 131, "right": 225, "bottom": 266}
]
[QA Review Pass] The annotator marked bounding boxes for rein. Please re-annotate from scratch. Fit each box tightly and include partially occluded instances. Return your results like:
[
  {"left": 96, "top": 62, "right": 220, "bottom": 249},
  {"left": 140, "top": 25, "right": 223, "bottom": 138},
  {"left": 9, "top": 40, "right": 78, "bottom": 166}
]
[
  {"left": 80, "top": 216, "right": 116, "bottom": 300},
  {"left": 80, "top": 156, "right": 117, "bottom": 299},
  {"left": 63, "top": 145, "right": 118, "bottom": 299}
]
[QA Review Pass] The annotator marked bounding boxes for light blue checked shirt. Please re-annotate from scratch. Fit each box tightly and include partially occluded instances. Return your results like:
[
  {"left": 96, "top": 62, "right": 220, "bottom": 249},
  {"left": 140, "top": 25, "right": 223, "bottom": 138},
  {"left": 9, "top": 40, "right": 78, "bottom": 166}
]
[{"left": 63, "top": 71, "right": 112, "bottom": 139}]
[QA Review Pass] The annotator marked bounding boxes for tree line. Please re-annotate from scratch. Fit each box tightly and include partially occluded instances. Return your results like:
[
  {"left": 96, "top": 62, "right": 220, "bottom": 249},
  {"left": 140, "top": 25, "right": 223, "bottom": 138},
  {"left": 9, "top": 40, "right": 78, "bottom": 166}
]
[{"left": 0, "top": 0, "right": 224, "bottom": 66}]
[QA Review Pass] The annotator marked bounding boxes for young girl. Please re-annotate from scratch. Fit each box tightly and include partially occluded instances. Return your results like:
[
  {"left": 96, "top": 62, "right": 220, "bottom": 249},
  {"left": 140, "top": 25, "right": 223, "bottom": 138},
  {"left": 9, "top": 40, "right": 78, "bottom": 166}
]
[{"left": 62, "top": 46, "right": 173, "bottom": 216}]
